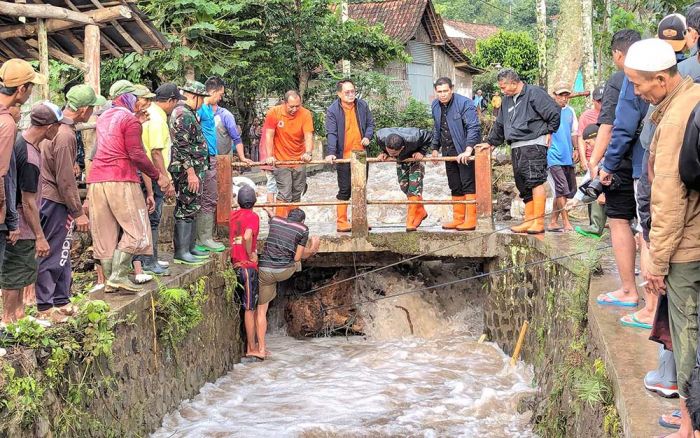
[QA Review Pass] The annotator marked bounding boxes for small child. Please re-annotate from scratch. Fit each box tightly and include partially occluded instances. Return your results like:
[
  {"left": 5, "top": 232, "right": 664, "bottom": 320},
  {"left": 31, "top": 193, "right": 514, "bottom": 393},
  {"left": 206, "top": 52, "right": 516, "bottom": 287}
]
[
  {"left": 229, "top": 185, "right": 262, "bottom": 359},
  {"left": 574, "top": 124, "right": 607, "bottom": 238}
]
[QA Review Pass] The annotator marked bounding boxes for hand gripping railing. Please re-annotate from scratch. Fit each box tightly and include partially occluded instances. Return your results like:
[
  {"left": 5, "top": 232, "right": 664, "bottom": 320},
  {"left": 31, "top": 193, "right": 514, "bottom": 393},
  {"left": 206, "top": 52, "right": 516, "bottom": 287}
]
[{"left": 216, "top": 149, "right": 493, "bottom": 236}]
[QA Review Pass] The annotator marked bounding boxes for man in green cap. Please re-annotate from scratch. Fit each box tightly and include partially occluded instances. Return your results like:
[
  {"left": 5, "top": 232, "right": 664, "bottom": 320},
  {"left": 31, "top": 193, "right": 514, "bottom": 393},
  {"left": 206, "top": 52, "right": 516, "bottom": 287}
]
[
  {"left": 169, "top": 80, "right": 211, "bottom": 265},
  {"left": 87, "top": 80, "right": 170, "bottom": 294},
  {"left": 36, "top": 84, "right": 105, "bottom": 314}
]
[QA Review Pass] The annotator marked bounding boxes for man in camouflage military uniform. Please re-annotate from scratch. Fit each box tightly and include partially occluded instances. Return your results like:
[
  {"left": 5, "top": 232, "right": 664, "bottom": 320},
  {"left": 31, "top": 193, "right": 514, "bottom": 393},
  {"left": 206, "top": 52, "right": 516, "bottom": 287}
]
[
  {"left": 376, "top": 127, "right": 432, "bottom": 231},
  {"left": 169, "top": 80, "right": 211, "bottom": 265}
]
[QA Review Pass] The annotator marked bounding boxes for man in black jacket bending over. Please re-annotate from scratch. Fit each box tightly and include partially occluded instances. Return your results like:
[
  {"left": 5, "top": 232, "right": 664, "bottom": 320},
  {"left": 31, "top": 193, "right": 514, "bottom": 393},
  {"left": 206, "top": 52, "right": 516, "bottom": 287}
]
[
  {"left": 376, "top": 127, "right": 432, "bottom": 231},
  {"left": 476, "top": 68, "right": 561, "bottom": 234}
]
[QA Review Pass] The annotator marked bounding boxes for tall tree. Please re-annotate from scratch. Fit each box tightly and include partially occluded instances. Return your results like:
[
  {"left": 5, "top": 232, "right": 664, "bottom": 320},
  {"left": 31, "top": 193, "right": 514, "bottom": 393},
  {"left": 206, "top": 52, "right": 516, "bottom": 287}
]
[
  {"left": 536, "top": 0, "right": 547, "bottom": 86},
  {"left": 548, "top": 0, "right": 583, "bottom": 90},
  {"left": 581, "top": 0, "right": 595, "bottom": 89}
]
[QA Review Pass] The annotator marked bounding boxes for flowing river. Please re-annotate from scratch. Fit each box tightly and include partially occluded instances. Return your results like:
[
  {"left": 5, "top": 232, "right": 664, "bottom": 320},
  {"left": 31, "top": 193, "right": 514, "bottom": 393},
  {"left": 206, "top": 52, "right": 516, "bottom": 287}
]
[{"left": 152, "top": 167, "right": 536, "bottom": 437}]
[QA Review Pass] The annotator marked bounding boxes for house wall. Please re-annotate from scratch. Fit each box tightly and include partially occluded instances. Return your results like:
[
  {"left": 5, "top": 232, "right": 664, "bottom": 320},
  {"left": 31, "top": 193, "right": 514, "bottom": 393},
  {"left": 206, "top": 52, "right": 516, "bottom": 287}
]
[{"left": 455, "top": 68, "right": 473, "bottom": 99}]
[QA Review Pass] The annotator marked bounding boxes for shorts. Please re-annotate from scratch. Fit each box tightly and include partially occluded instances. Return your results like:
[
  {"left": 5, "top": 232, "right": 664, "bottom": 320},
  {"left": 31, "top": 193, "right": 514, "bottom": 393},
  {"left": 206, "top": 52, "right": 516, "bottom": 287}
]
[
  {"left": 258, "top": 264, "right": 298, "bottom": 305},
  {"left": 511, "top": 144, "right": 548, "bottom": 203},
  {"left": 549, "top": 165, "right": 577, "bottom": 198},
  {"left": 265, "top": 171, "right": 277, "bottom": 195},
  {"left": 0, "top": 239, "right": 38, "bottom": 290},
  {"left": 237, "top": 267, "right": 259, "bottom": 311},
  {"left": 603, "top": 167, "right": 636, "bottom": 220}
]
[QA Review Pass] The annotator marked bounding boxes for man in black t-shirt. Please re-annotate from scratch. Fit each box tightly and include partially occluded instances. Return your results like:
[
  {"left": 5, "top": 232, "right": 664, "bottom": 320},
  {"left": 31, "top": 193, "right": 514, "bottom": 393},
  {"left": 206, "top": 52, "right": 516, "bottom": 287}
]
[
  {"left": 1, "top": 102, "right": 72, "bottom": 325},
  {"left": 256, "top": 208, "right": 319, "bottom": 358}
]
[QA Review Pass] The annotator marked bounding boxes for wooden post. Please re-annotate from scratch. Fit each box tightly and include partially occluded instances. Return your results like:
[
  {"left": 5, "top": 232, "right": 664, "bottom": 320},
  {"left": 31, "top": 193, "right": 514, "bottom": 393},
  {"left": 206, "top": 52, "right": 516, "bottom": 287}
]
[
  {"left": 82, "top": 24, "right": 100, "bottom": 179},
  {"left": 475, "top": 146, "right": 493, "bottom": 220},
  {"left": 37, "top": 19, "right": 49, "bottom": 100},
  {"left": 350, "top": 151, "right": 368, "bottom": 238},
  {"left": 216, "top": 155, "right": 232, "bottom": 225}
]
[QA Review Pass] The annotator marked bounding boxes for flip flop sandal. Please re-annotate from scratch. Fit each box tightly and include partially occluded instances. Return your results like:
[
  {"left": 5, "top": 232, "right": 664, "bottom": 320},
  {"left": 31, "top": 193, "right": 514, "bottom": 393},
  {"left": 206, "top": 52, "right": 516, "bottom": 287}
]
[
  {"left": 596, "top": 292, "right": 639, "bottom": 308},
  {"left": 659, "top": 412, "right": 681, "bottom": 430},
  {"left": 547, "top": 226, "right": 564, "bottom": 232},
  {"left": 620, "top": 314, "right": 652, "bottom": 329}
]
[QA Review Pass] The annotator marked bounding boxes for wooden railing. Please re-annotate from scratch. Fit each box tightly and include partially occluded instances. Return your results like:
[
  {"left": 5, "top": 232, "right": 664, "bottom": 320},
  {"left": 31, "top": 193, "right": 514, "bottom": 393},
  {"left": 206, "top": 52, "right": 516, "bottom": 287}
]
[{"left": 216, "top": 148, "right": 493, "bottom": 234}]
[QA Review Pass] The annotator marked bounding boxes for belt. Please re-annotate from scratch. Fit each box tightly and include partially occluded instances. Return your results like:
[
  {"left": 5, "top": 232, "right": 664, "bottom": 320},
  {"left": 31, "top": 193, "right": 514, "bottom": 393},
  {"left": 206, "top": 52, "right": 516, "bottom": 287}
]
[{"left": 510, "top": 135, "right": 548, "bottom": 149}]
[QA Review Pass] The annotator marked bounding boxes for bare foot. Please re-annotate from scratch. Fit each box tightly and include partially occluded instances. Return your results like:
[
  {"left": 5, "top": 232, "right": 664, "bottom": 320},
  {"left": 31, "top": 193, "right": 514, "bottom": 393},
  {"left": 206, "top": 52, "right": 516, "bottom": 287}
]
[
  {"left": 631, "top": 308, "right": 654, "bottom": 325},
  {"left": 246, "top": 349, "right": 265, "bottom": 360},
  {"left": 562, "top": 225, "right": 574, "bottom": 232},
  {"left": 660, "top": 412, "right": 681, "bottom": 428}
]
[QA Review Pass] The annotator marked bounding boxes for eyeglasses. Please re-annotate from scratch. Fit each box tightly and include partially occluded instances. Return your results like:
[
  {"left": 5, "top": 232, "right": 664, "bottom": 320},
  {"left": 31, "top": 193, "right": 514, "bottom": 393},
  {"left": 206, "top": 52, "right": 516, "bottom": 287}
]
[{"left": 343, "top": 90, "right": 357, "bottom": 96}]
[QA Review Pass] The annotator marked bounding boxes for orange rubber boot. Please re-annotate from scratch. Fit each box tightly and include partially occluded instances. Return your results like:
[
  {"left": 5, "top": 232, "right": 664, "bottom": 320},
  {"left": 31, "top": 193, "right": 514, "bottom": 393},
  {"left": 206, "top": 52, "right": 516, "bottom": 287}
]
[
  {"left": 457, "top": 194, "right": 477, "bottom": 231},
  {"left": 442, "top": 196, "right": 466, "bottom": 229},
  {"left": 406, "top": 200, "right": 418, "bottom": 232},
  {"left": 336, "top": 205, "right": 351, "bottom": 232},
  {"left": 511, "top": 201, "right": 534, "bottom": 233},
  {"left": 527, "top": 195, "right": 546, "bottom": 234},
  {"left": 411, "top": 195, "right": 428, "bottom": 229},
  {"left": 275, "top": 206, "right": 288, "bottom": 218}
]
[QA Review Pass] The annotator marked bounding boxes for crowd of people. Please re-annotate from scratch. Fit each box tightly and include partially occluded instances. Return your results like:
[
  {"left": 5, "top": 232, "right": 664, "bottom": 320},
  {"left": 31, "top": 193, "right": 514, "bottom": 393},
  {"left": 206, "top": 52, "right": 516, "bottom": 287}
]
[{"left": 4, "top": 7, "right": 700, "bottom": 434}]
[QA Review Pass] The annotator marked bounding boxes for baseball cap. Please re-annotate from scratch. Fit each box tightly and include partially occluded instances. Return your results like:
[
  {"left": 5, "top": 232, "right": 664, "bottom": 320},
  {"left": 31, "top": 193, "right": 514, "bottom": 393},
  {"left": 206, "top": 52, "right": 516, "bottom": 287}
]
[
  {"left": 109, "top": 79, "right": 136, "bottom": 99},
  {"left": 658, "top": 13, "right": 687, "bottom": 52},
  {"left": 553, "top": 81, "right": 572, "bottom": 95},
  {"left": 0, "top": 59, "right": 47, "bottom": 88},
  {"left": 66, "top": 84, "right": 107, "bottom": 110},
  {"left": 237, "top": 185, "right": 257, "bottom": 209},
  {"left": 625, "top": 38, "right": 677, "bottom": 72},
  {"left": 592, "top": 84, "right": 605, "bottom": 101},
  {"left": 133, "top": 84, "right": 156, "bottom": 99},
  {"left": 31, "top": 101, "right": 73, "bottom": 126},
  {"left": 154, "top": 83, "right": 185, "bottom": 101},
  {"left": 582, "top": 124, "right": 599, "bottom": 141}
]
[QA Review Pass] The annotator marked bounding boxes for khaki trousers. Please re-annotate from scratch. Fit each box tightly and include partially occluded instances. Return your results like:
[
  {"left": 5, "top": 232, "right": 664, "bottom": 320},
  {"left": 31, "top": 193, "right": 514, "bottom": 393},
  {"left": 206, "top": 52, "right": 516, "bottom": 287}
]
[
  {"left": 258, "top": 263, "right": 299, "bottom": 304},
  {"left": 88, "top": 182, "right": 152, "bottom": 259}
]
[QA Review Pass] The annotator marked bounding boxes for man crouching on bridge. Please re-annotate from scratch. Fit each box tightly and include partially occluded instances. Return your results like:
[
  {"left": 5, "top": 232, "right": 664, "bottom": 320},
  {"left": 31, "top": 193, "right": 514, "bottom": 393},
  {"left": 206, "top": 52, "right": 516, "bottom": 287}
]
[{"left": 376, "top": 127, "right": 432, "bottom": 231}]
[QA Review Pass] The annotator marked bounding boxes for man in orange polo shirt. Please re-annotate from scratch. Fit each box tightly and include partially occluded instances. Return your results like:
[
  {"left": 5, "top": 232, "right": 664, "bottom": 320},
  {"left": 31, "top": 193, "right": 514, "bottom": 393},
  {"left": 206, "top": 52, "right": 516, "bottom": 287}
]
[
  {"left": 263, "top": 90, "right": 314, "bottom": 217},
  {"left": 324, "top": 79, "right": 375, "bottom": 232}
]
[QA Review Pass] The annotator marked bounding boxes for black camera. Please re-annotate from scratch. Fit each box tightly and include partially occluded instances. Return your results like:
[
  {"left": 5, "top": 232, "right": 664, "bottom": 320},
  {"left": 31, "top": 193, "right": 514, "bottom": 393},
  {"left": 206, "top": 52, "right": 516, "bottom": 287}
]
[{"left": 579, "top": 175, "right": 621, "bottom": 200}]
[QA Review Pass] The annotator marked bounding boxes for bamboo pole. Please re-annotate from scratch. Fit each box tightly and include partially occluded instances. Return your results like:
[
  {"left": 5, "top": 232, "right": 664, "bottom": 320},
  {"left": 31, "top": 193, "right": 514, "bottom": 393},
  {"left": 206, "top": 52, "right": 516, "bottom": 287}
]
[
  {"left": 37, "top": 19, "right": 50, "bottom": 100},
  {"left": 510, "top": 320, "right": 529, "bottom": 366},
  {"left": 249, "top": 199, "right": 474, "bottom": 208},
  {"left": 231, "top": 156, "right": 473, "bottom": 167}
]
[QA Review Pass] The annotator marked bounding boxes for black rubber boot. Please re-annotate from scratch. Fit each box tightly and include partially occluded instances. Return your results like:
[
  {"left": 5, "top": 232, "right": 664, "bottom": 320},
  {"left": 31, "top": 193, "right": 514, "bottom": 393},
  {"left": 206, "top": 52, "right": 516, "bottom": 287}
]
[{"left": 174, "top": 220, "right": 205, "bottom": 265}]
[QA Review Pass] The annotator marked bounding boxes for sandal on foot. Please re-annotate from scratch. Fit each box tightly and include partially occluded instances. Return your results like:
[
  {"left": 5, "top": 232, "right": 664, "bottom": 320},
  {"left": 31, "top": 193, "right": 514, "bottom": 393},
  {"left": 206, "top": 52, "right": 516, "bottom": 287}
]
[
  {"left": 620, "top": 314, "right": 652, "bottom": 329},
  {"left": 596, "top": 292, "right": 638, "bottom": 308},
  {"left": 659, "top": 411, "right": 681, "bottom": 429}
]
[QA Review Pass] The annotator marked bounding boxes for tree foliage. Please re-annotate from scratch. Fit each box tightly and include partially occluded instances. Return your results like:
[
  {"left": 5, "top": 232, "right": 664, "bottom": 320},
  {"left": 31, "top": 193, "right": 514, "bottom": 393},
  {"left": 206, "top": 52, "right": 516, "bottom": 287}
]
[{"left": 471, "top": 31, "right": 539, "bottom": 83}]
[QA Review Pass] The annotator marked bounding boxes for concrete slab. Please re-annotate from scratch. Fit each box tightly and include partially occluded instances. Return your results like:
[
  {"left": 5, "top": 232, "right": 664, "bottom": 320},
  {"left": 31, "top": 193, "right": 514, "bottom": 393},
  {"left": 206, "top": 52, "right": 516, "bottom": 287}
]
[{"left": 588, "top": 252, "right": 676, "bottom": 438}]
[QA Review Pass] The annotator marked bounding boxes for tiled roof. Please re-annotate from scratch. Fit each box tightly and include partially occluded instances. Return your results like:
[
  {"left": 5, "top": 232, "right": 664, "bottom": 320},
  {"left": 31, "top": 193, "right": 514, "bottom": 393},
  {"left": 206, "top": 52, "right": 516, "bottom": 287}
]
[
  {"left": 348, "top": 0, "right": 428, "bottom": 44},
  {"left": 444, "top": 20, "right": 500, "bottom": 40}
]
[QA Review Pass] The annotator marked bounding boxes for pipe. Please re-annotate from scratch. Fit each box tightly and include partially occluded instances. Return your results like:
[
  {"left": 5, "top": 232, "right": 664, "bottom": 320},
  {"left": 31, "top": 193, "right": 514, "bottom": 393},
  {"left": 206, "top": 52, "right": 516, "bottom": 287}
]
[{"left": 510, "top": 320, "right": 529, "bottom": 366}]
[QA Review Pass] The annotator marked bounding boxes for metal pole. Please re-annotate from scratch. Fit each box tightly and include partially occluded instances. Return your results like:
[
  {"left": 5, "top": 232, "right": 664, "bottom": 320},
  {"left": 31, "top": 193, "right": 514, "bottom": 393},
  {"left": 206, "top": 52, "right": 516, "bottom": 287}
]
[
  {"left": 230, "top": 156, "right": 473, "bottom": 168},
  {"left": 368, "top": 199, "right": 476, "bottom": 205},
  {"left": 253, "top": 201, "right": 350, "bottom": 208}
]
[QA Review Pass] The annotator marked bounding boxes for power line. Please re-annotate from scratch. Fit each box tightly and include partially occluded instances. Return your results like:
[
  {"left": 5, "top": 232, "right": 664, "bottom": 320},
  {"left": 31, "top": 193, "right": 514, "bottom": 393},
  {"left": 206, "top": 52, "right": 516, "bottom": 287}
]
[
  {"left": 298, "top": 199, "right": 601, "bottom": 297},
  {"left": 320, "top": 243, "right": 611, "bottom": 313}
]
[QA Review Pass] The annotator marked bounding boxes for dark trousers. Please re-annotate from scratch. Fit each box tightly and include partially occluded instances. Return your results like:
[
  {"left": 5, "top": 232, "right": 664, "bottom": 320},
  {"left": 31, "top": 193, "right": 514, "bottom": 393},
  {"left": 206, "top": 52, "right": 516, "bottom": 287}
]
[
  {"left": 336, "top": 162, "right": 370, "bottom": 201},
  {"left": 36, "top": 200, "right": 74, "bottom": 311},
  {"left": 443, "top": 146, "right": 475, "bottom": 196}
]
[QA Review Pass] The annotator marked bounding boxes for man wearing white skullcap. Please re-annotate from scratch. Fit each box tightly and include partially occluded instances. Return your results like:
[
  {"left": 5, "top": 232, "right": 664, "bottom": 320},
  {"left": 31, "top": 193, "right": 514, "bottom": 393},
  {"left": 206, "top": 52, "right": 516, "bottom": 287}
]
[{"left": 626, "top": 37, "right": 700, "bottom": 438}]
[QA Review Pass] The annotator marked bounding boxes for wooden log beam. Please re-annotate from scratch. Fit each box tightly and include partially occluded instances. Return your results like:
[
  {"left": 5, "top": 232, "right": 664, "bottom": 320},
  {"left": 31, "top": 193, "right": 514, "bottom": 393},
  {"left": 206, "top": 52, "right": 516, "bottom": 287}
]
[
  {"left": 0, "top": 1, "right": 96, "bottom": 24},
  {"left": 216, "top": 155, "right": 232, "bottom": 225},
  {"left": 100, "top": 33, "right": 122, "bottom": 57},
  {"left": 0, "top": 6, "right": 131, "bottom": 39},
  {"left": 38, "top": 19, "right": 50, "bottom": 100},
  {"left": 82, "top": 24, "right": 101, "bottom": 178},
  {"left": 26, "top": 39, "right": 88, "bottom": 71},
  {"left": 350, "top": 150, "right": 368, "bottom": 238},
  {"left": 475, "top": 146, "right": 493, "bottom": 220},
  {"left": 110, "top": 20, "right": 143, "bottom": 54}
]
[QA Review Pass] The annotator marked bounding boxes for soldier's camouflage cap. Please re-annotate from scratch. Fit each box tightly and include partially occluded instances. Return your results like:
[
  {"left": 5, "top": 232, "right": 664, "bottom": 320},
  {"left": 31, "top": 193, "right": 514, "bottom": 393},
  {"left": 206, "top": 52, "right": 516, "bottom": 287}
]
[{"left": 179, "top": 80, "right": 209, "bottom": 97}]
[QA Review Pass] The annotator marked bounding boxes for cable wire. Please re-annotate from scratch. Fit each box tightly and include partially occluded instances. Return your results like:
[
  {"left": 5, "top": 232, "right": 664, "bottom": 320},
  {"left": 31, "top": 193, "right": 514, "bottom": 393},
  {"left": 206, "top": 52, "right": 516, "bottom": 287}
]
[{"left": 320, "top": 243, "right": 611, "bottom": 313}]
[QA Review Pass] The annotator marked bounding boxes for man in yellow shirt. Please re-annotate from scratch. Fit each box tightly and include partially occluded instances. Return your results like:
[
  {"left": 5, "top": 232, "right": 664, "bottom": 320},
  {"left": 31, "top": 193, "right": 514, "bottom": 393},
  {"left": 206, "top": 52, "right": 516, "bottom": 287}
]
[{"left": 135, "top": 83, "right": 179, "bottom": 275}]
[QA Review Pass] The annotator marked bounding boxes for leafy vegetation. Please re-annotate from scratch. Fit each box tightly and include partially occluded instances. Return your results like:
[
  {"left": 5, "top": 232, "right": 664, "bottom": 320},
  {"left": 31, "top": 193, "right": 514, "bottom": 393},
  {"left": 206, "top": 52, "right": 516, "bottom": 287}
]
[{"left": 155, "top": 277, "right": 209, "bottom": 349}]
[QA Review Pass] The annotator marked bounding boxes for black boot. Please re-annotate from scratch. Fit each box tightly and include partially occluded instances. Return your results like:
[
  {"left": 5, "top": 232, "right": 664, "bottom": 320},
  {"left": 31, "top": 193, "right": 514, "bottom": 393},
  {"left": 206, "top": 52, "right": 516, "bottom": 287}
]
[
  {"left": 174, "top": 220, "right": 204, "bottom": 265},
  {"left": 187, "top": 220, "right": 209, "bottom": 259}
]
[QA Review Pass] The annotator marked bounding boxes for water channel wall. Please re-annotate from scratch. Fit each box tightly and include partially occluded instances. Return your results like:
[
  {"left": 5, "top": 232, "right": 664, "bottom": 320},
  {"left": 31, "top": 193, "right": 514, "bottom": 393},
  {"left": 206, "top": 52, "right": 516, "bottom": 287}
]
[
  {"left": 485, "top": 234, "right": 618, "bottom": 437},
  {"left": 0, "top": 250, "right": 243, "bottom": 437}
]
